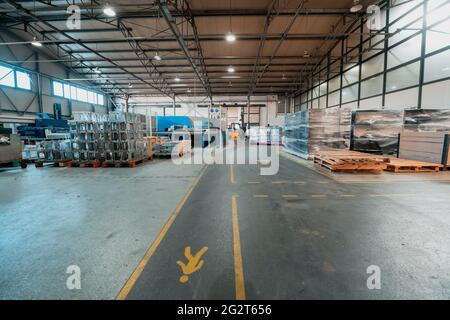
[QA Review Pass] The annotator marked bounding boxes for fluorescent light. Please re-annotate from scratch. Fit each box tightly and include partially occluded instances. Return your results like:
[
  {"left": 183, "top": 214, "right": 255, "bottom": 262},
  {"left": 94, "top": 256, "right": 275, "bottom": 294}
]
[
  {"left": 187, "top": 89, "right": 192, "bottom": 93},
  {"left": 128, "top": 83, "right": 133, "bottom": 88},
  {"left": 31, "top": 37, "right": 42, "bottom": 47},
  {"left": 103, "top": 6, "right": 116, "bottom": 17},
  {"left": 227, "top": 66, "right": 235, "bottom": 73},
  {"left": 154, "top": 55, "right": 162, "bottom": 61},
  {"left": 174, "top": 77, "right": 181, "bottom": 82},
  {"left": 94, "top": 67, "right": 101, "bottom": 74},
  {"left": 226, "top": 33, "right": 236, "bottom": 42}
]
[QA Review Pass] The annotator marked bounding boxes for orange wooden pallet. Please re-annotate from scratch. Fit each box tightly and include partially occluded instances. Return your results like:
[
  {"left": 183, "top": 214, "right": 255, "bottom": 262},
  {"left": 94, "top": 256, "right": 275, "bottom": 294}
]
[{"left": 385, "top": 158, "right": 443, "bottom": 173}]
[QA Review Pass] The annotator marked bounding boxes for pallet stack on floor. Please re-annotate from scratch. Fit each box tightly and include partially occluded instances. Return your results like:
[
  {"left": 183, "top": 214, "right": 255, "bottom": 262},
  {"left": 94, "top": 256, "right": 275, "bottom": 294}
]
[{"left": 313, "top": 149, "right": 443, "bottom": 173}]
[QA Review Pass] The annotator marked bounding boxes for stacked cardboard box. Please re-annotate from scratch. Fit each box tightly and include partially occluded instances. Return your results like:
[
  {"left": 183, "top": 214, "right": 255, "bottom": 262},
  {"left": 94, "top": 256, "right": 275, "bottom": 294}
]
[{"left": 285, "top": 108, "right": 351, "bottom": 159}]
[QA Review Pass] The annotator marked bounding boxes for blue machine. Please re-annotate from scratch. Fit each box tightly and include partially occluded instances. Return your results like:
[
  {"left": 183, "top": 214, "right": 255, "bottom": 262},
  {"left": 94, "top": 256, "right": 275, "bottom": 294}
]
[{"left": 155, "top": 116, "right": 213, "bottom": 148}]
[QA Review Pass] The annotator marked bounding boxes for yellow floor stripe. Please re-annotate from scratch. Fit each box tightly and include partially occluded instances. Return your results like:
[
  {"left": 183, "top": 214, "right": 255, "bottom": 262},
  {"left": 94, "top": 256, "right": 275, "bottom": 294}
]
[
  {"left": 340, "top": 194, "right": 355, "bottom": 198},
  {"left": 232, "top": 194, "right": 246, "bottom": 300},
  {"left": 230, "top": 165, "right": 235, "bottom": 184},
  {"left": 311, "top": 194, "right": 327, "bottom": 198},
  {"left": 247, "top": 181, "right": 260, "bottom": 184},
  {"left": 116, "top": 166, "right": 208, "bottom": 300},
  {"left": 254, "top": 194, "right": 269, "bottom": 198},
  {"left": 282, "top": 195, "right": 298, "bottom": 198}
]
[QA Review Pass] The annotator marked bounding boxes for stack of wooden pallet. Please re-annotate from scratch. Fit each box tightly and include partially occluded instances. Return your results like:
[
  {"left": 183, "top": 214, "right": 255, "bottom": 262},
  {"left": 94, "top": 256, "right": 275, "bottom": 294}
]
[
  {"left": 314, "top": 150, "right": 389, "bottom": 172},
  {"left": 313, "top": 149, "right": 444, "bottom": 173}
]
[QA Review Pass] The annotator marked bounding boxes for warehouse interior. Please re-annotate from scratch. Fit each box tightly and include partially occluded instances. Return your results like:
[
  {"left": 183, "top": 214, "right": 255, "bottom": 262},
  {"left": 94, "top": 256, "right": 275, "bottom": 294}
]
[{"left": 1, "top": 0, "right": 450, "bottom": 300}]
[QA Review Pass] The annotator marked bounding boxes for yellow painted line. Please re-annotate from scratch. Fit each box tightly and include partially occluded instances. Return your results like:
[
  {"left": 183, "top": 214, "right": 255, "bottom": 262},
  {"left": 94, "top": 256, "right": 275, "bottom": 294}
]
[
  {"left": 247, "top": 181, "right": 260, "bottom": 184},
  {"left": 311, "top": 194, "right": 327, "bottom": 198},
  {"left": 116, "top": 165, "right": 208, "bottom": 300},
  {"left": 369, "top": 194, "right": 386, "bottom": 197},
  {"left": 295, "top": 181, "right": 306, "bottom": 185},
  {"left": 272, "top": 181, "right": 287, "bottom": 184},
  {"left": 254, "top": 194, "right": 269, "bottom": 198},
  {"left": 339, "top": 194, "right": 356, "bottom": 198},
  {"left": 230, "top": 164, "right": 235, "bottom": 184},
  {"left": 282, "top": 194, "right": 298, "bottom": 198},
  {"left": 231, "top": 194, "right": 246, "bottom": 300},
  {"left": 317, "top": 181, "right": 329, "bottom": 184}
]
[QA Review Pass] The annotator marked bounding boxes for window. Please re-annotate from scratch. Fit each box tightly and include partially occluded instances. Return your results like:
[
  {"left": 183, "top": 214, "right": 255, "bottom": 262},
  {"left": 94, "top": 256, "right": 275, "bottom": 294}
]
[
  {"left": 387, "top": 34, "right": 422, "bottom": 69},
  {"left": 0, "top": 65, "right": 15, "bottom": 87},
  {"left": 53, "top": 81, "right": 64, "bottom": 97},
  {"left": 76, "top": 88, "right": 88, "bottom": 102},
  {"left": 424, "top": 50, "right": 450, "bottom": 83},
  {"left": 97, "top": 94, "right": 104, "bottom": 106},
  {"left": 360, "top": 75, "right": 383, "bottom": 99},
  {"left": 386, "top": 61, "right": 420, "bottom": 92},
  {"left": 51, "top": 80, "right": 105, "bottom": 105},
  {"left": 88, "top": 91, "right": 96, "bottom": 104},
  {"left": 16, "top": 71, "right": 31, "bottom": 90},
  {"left": 64, "top": 84, "right": 71, "bottom": 99},
  {"left": 342, "top": 84, "right": 359, "bottom": 103}
]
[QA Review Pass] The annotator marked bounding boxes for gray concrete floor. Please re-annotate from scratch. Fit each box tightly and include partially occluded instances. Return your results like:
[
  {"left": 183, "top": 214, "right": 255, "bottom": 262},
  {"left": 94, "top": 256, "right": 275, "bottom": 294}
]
[
  {"left": 1, "top": 148, "right": 450, "bottom": 299},
  {"left": 0, "top": 160, "right": 204, "bottom": 299}
]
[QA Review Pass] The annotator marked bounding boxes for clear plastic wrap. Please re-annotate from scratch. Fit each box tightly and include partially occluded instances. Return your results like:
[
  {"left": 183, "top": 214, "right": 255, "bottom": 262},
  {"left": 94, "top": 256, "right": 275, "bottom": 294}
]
[
  {"left": 351, "top": 110, "right": 403, "bottom": 155},
  {"left": 285, "top": 108, "right": 351, "bottom": 159}
]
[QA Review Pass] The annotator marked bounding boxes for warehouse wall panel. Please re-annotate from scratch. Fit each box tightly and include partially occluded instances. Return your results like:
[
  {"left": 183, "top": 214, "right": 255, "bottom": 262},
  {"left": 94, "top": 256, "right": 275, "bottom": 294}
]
[{"left": 293, "top": 0, "right": 450, "bottom": 111}]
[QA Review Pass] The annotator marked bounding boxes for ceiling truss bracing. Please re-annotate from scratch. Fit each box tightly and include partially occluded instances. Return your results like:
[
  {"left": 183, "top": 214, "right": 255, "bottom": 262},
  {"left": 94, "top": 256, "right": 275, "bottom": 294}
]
[
  {"left": 0, "top": 0, "right": 376, "bottom": 98},
  {"left": 158, "top": 0, "right": 211, "bottom": 97}
]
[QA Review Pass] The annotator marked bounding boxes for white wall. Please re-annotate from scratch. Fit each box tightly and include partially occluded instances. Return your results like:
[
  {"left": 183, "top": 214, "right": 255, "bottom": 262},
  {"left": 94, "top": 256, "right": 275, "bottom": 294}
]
[{"left": 130, "top": 95, "right": 285, "bottom": 127}]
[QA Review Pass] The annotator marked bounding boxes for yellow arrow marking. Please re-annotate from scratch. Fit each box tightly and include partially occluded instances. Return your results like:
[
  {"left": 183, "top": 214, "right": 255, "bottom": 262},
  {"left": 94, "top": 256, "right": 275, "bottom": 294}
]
[{"left": 177, "top": 246, "right": 208, "bottom": 283}]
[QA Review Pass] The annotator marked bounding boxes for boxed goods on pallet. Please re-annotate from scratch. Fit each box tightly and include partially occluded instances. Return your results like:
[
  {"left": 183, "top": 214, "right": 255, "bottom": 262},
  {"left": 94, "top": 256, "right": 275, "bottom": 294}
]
[
  {"left": 351, "top": 110, "right": 403, "bottom": 155},
  {"left": 404, "top": 109, "right": 450, "bottom": 132},
  {"left": 285, "top": 108, "right": 351, "bottom": 159}
]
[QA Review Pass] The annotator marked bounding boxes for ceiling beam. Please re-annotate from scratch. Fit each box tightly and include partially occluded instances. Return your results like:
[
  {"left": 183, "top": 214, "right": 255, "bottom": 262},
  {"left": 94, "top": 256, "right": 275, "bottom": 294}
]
[{"left": 158, "top": 0, "right": 211, "bottom": 97}]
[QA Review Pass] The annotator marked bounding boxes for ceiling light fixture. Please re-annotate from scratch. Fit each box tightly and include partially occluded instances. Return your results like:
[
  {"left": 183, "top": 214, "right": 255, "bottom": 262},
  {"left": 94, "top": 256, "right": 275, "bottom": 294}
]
[
  {"left": 128, "top": 83, "right": 133, "bottom": 88},
  {"left": 103, "top": 4, "right": 116, "bottom": 17},
  {"left": 174, "top": 77, "right": 181, "bottom": 82},
  {"left": 350, "top": 0, "right": 363, "bottom": 13},
  {"left": 226, "top": 32, "right": 236, "bottom": 42},
  {"left": 227, "top": 66, "right": 235, "bottom": 73},
  {"left": 154, "top": 54, "right": 162, "bottom": 61},
  {"left": 31, "top": 37, "right": 42, "bottom": 47},
  {"left": 303, "top": 51, "right": 310, "bottom": 58},
  {"left": 94, "top": 67, "right": 101, "bottom": 74},
  {"left": 187, "top": 89, "right": 192, "bottom": 93}
]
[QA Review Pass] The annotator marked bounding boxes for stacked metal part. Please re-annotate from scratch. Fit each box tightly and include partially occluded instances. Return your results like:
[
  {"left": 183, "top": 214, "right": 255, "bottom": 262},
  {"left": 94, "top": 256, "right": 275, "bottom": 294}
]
[
  {"left": 69, "top": 112, "right": 147, "bottom": 165},
  {"left": 285, "top": 108, "right": 351, "bottom": 159},
  {"left": 37, "top": 140, "right": 72, "bottom": 162},
  {"left": 103, "top": 112, "right": 147, "bottom": 164},
  {"left": 69, "top": 112, "right": 108, "bottom": 163}
]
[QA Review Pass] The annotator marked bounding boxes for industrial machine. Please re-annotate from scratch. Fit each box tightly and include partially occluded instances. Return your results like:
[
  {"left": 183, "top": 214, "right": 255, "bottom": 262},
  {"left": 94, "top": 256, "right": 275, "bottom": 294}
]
[{"left": 0, "top": 128, "right": 25, "bottom": 168}]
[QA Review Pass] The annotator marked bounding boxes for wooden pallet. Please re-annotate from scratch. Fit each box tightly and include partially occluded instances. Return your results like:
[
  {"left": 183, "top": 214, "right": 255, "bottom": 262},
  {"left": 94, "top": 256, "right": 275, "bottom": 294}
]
[
  {"left": 102, "top": 158, "right": 145, "bottom": 168},
  {"left": 385, "top": 158, "right": 443, "bottom": 173},
  {"left": 313, "top": 149, "right": 389, "bottom": 173},
  {"left": 68, "top": 160, "right": 102, "bottom": 168},
  {"left": 314, "top": 150, "right": 389, "bottom": 162},
  {"left": 314, "top": 156, "right": 387, "bottom": 172},
  {"left": 35, "top": 161, "right": 71, "bottom": 168}
]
